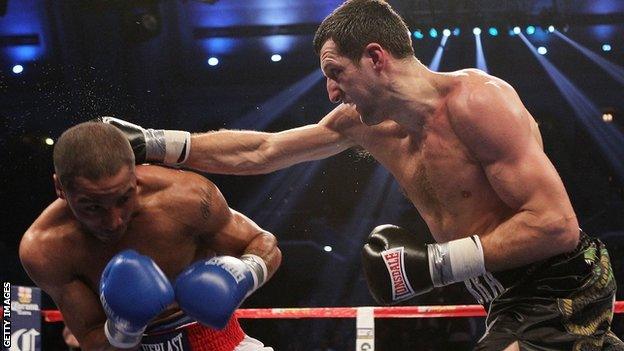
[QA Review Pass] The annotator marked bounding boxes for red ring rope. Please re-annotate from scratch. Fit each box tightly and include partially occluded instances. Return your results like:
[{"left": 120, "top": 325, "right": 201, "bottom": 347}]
[{"left": 39, "top": 302, "right": 624, "bottom": 323}]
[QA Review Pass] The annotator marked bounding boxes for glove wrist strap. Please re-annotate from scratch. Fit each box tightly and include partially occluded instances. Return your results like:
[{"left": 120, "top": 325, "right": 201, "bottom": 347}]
[
  {"left": 104, "top": 319, "right": 145, "bottom": 349},
  {"left": 428, "top": 235, "right": 485, "bottom": 287},
  {"left": 143, "top": 129, "right": 191, "bottom": 165},
  {"left": 240, "top": 254, "right": 268, "bottom": 292}
]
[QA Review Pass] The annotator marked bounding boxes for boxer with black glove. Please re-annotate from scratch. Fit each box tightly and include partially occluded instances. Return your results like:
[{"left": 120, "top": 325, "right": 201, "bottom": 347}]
[{"left": 362, "top": 224, "right": 486, "bottom": 305}]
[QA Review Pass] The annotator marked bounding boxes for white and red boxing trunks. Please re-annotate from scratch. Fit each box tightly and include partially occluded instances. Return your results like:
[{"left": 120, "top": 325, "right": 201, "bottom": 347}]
[{"left": 140, "top": 315, "right": 272, "bottom": 351}]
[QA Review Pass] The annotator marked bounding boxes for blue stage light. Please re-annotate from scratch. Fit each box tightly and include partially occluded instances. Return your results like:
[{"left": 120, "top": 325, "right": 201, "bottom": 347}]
[
  {"left": 488, "top": 27, "right": 498, "bottom": 36},
  {"left": 271, "top": 54, "right": 282, "bottom": 62},
  {"left": 442, "top": 29, "right": 451, "bottom": 37},
  {"left": 12, "top": 64, "right": 24, "bottom": 74},
  {"left": 537, "top": 46, "right": 548, "bottom": 55},
  {"left": 526, "top": 26, "right": 536, "bottom": 35},
  {"left": 429, "top": 28, "right": 438, "bottom": 38},
  {"left": 413, "top": 30, "right": 424, "bottom": 39},
  {"left": 602, "top": 44, "right": 612, "bottom": 52},
  {"left": 453, "top": 28, "right": 461, "bottom": 36},
  {"left": 207, "top": 57, "right": 219, "bottom": 66},
  {"left": 473, "top": 27, "right": 481, "bottom": 35}
]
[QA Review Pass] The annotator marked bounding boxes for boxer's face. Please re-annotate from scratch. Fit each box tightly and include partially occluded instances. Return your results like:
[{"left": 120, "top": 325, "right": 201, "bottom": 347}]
[
  {"left": 320, "top": 40, "right": 385, "bottom": 125},
  {"left": 56, "top": 166, "right": 138, "bottom": 243}
]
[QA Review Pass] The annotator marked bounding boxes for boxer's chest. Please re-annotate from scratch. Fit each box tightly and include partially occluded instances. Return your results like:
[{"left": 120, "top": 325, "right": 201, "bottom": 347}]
[
  {"left": 361, "top": 118, "right": 509, "bottom": 241},
  {"left": 77, "top": 208, "right": 212, "bottom": 292},
  {"left": 403, "top": 133, "right": 508, "bottom": 238}
]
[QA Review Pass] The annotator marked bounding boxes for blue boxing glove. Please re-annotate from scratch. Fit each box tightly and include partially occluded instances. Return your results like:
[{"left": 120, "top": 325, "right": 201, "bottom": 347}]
[
  {"left": 99, "top": 250, "right": 174, "bottom": 348},
  {"left": 175, "top": 255, "right": 268, "bottom": 329}
]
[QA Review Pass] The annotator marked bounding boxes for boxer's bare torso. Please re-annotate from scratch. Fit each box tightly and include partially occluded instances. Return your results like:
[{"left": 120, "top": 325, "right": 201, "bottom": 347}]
[{"left": 29, "top": 167, "right": 214, "bottom": 291}]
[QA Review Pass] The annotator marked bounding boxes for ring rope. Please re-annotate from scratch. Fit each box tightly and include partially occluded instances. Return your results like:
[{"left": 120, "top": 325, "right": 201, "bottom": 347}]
[{"left": 39, "top": 302, "right": 624, "bottom": 323}]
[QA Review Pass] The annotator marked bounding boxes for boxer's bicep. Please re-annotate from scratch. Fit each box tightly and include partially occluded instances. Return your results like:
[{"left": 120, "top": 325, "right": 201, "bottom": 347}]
[
  {"left": 20, "top": 248, "right": 110, "bottom": 349},
  {"left": 197, "top": 181, "right": 282, "bottom": 277},
  {"left": 450, "top": 83, "right": 566, "bottom": 212},
  {"left": 450, "top": 85, "right": 578, "bottom": 269},
  {"left": 482, "top": 145, "right": 569, "bottom": 216},
  {"left": 193, "top": 179, "right": 273, "bottom": 249}
]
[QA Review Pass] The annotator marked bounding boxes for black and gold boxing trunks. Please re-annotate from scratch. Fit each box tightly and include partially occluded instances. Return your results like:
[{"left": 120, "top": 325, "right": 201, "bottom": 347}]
[{"left": 465, "top": 230, "right": 623, "bottom": 351}]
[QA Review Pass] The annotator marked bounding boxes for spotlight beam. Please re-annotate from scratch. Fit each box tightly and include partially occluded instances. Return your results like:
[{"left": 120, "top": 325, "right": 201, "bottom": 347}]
[
  {"left": 553, "top": 30, "right": 624, "bottom": 86},
  {"left": 428, "top": 35, "right": 450, "bottom": 72},
  {"left": 518, "top": 33, "right": 624, "bottom": 182},
  {"left": 474, "top": 32, "right": 489, "bottom": 73},
  {"left": 230, "top": 68, "right": 323, "bottom": 130}
]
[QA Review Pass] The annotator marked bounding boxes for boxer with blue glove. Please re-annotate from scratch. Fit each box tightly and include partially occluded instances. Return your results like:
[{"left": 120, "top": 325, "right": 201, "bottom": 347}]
[{"left": 20, "top": 122, "right": 281, "bottom": 350}]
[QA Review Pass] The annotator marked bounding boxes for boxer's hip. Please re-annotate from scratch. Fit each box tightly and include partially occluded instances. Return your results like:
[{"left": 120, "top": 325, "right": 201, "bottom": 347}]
[
  {"left": 472, "top": 231, "right": 623, "bottom": 349},
  {"left": 465, "top": 230, "right": 616, "bottom": 306}
]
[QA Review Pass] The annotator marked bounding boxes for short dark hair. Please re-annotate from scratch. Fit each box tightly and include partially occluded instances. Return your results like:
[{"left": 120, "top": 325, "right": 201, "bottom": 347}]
[
  {"left": 53, "top": 122, "right": 135, "bottom": 189},
  {"left": 313, "top": 0, "right": 414, "bottom": 62}
]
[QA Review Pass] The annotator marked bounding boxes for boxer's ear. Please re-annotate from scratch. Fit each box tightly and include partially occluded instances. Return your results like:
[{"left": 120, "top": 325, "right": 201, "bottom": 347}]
[
  {"left": 53, "top": 174, "right": 66, "bottom": 199},
  {"left": 364, "top": 43, "right": 385, "bottom": 71}
]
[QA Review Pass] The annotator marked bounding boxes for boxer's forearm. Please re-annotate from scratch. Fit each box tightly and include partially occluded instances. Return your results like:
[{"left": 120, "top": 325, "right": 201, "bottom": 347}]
[
  {"left": 185, "top": 126, "right": 353, "bottom": 175},
  {"left": 479, "top": 209, "right": 579, "bottom": 271},
  {"left": 184, "top": 130, "right": 267, "bottom": 174}
]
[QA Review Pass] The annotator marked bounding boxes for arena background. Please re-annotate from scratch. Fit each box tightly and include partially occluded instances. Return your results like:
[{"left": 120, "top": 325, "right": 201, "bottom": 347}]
[{"left": 1, "top": 0, "right": 623, "bottom": 349}]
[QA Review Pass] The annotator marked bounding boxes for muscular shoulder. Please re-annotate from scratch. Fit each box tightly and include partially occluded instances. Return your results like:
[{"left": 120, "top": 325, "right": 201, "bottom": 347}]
[
  {"left": 137, "top": 165, "right": 219, "bottom": 200},
  {"left": 135, "top": 165, "right": 185, "bottom": 191},
  {"left": 137, "top": 165, "right": 228, "bottom": 229},
  {"left": 447, "top": 70, "right": 525, "bottom": 120},
  {"left": 22, "top": 200, "right": 81, "bottom": 256},
  {"left": 20, "top": 202, "right": 80, "bottom": 288},
  {"left": 445, "top": 70, "right": 535, "bottom": 163}
]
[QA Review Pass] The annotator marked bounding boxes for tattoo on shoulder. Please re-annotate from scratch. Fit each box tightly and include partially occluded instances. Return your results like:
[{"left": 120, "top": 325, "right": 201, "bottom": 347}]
[{"left": 200, "top": 186, "right": 211, "bottom": 220}]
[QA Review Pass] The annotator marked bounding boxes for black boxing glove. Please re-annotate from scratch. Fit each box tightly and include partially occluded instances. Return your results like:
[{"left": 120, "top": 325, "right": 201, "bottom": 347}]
[
  {"left": 362, "top": 224, "right": 486, "bottom": 305},
  {"left": 95, "top": 117, "right": 190, "bottom": 165}
]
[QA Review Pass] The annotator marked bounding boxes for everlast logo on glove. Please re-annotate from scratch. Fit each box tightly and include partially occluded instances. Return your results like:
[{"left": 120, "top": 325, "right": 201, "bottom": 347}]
[
  {"left": 381, "top": 247, "right": 415, "bottom": 302},
  {"left": 207, "top": 258, "right": 245, "bottom": 283}
]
